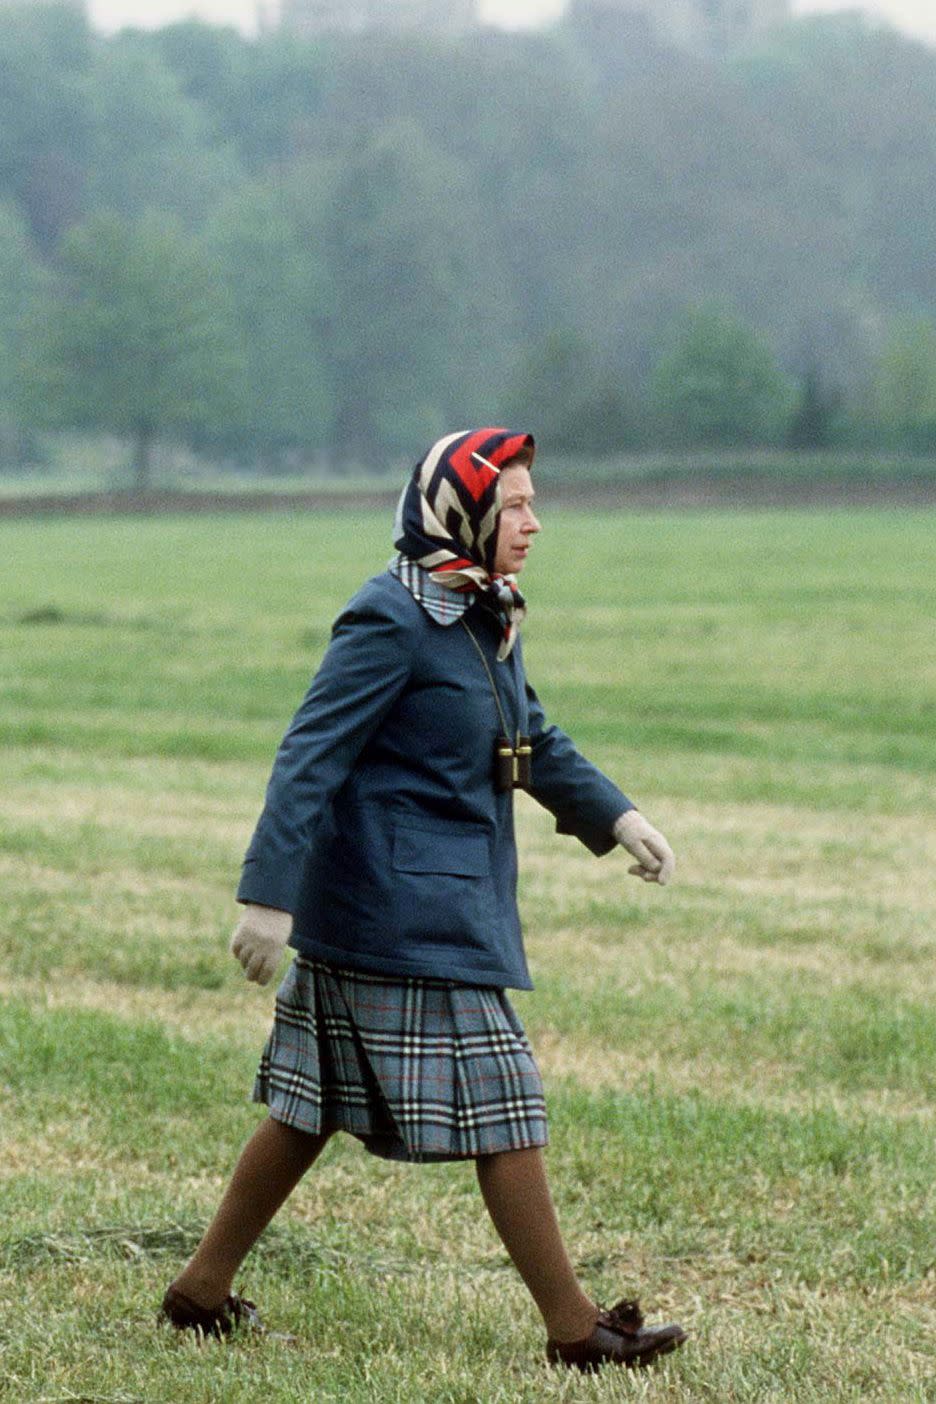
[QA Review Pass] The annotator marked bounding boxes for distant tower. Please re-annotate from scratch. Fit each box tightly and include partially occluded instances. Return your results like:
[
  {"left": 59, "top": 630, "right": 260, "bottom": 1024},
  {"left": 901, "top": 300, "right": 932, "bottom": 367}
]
[
  {"left": 280, "top": 0, "right": 479, "bottom": 39},
  {"left": 567, "top": 0, "right": 790, "bottom": 52}
]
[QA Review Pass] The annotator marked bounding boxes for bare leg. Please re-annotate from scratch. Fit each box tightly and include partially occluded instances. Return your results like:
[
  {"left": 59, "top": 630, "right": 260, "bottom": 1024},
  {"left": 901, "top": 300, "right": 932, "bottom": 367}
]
[
  {"left": 170, "top": 1116, "right": 331, "bottom": 1307},
  {"left": 475, "top": 1146, "right": 599, "bottom": 1343}
]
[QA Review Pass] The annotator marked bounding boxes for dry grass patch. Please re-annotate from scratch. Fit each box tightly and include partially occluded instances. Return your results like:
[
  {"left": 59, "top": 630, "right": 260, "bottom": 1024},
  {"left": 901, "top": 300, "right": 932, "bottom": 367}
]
[
  {"left": 0, "top": 783, "right": 257, "bottom": 846},
  {"left": 531, "top": 1029, "right": 936, "bottom": 1121},
  {"left": 0, "top": 851, "right": 225, "bottom": 902},
  {"left": 516, "top": 791, "right": 936, "bottom": 1002}
]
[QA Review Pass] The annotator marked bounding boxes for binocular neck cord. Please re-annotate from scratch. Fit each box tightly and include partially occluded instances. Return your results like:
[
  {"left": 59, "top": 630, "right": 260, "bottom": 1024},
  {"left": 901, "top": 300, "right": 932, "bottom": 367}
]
[{"left": 459, "top": 617, "right": 515, "bottom": 742}]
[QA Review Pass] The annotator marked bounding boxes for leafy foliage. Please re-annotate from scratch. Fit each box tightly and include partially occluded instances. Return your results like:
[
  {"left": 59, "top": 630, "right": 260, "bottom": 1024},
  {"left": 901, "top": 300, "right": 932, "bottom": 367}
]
[
  {"left": 0, "top": 202, "right": 46, "bottom": 459},
  {"left": 33, "top": 211, "right": 243, "bottom": 486},
  {"left": 0, "top": 2, "right": 92, "bottom": 249},
  {"left": 651, "top": 304, "right": 794, "bottom": 447},
  {"left": 3, "top": 6, "right": 936, "bottom": 465},
  {"left": 870, "top": 316, "right": 936, "bottom": 449},
  {"left": 86, "top": 34, "right": 240, "bottom": 228},
  {"left": 202, "top": 181, "right": 335, "bottom": 467}
]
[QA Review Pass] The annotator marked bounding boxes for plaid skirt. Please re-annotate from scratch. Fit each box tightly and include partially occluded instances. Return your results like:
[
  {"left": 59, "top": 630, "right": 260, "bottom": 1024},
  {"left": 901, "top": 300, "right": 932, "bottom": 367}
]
[{"left": 253, "top": 955, "right": 548, "bottom": 1162}]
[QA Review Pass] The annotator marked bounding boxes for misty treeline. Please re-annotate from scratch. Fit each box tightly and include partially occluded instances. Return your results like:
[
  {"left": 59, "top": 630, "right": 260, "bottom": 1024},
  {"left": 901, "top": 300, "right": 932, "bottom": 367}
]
[{"left": 2, "top": 2, "right": 936, "bottom": 476}]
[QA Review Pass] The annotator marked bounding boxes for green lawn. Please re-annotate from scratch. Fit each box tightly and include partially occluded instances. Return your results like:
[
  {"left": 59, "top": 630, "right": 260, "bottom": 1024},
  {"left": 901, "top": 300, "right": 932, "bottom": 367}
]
[{"left": 1, "top": 508, "right": 934, "bottom": 1402}]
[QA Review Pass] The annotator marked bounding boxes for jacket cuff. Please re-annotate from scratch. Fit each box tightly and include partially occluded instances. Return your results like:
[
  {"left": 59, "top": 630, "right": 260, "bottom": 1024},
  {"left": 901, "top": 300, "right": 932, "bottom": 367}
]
[
  {"left": 555, "top": 791, "right": 635, "bottom": 856},
  {"left": 236, "top": 857, "right": 302, "bottom": 915}
]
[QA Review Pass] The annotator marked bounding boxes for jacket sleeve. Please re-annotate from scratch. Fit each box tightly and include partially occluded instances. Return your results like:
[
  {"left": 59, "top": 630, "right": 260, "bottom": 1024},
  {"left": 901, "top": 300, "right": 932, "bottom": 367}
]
[
  {"left": 236, "top": 589, "right": 416, "bottom": 912},
  {"left": 524, "top": 680, "right": 635, "bottom": 857}
]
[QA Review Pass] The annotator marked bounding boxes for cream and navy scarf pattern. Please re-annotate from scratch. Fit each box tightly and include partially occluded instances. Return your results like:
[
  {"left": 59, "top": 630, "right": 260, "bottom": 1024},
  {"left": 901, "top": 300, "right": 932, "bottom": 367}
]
[{"left": 390, "top": 427, "right": 535, "bottom": 660}]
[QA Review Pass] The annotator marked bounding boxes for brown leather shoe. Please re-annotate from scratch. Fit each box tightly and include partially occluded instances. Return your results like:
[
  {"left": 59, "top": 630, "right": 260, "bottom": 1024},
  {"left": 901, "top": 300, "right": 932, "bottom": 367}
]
[
  {"left": 159, "top": 1285, "right": 264, "bottom": 1339},
  {"left": 546, "top": 1297, "right": 687, "bottom": 1371}
]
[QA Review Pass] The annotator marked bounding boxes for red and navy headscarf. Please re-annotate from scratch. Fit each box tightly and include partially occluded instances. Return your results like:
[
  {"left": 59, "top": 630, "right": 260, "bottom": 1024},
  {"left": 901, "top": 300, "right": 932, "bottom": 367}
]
[{"left": 391, "top": 427, "right": 535, "bottom": 659}]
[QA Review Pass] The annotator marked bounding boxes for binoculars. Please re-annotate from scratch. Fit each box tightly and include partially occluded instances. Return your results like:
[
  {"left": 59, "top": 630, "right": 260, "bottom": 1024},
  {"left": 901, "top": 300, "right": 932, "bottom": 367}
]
[{"left": 494, "top": 734, "right": 532, "bottom": 792}]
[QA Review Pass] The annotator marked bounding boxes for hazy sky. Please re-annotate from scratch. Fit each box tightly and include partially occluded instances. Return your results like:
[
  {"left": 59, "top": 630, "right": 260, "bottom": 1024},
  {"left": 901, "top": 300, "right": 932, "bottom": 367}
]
[{"left": 89, "top": 0, "right": 936, "bottom": 46}]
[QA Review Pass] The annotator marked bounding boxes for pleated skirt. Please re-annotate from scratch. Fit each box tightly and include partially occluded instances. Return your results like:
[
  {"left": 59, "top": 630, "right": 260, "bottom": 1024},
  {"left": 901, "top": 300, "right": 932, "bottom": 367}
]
[{"left": 253, "top": 955, "right": 548, "bottom": 1162}]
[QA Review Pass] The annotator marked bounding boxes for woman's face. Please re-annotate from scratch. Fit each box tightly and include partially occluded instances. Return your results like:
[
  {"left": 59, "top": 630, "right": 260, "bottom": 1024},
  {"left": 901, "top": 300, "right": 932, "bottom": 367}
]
[{"left": 493, "top": 465, "right": 540, "bottom": 576}]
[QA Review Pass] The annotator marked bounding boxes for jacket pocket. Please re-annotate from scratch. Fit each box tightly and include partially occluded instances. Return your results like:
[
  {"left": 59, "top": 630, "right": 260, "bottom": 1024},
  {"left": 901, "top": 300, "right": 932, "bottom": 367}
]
[{"left": 392, "top": 823, "right": 491, "bottom": 878}]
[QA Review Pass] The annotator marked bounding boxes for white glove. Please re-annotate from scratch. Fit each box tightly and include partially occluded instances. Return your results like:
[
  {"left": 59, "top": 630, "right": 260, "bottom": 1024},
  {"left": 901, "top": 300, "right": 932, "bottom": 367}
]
[
  {"left": 230, "top": 903, "right": 293, "bottom": 985},
  {"left": 613, "top": 811, "right": 675, "bottom": 886}
]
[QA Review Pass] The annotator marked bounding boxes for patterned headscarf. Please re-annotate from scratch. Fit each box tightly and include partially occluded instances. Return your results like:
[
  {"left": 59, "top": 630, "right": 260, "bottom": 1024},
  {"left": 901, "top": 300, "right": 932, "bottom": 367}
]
[{"left": 391, "top": 427, "right": 535, "bottom": 659}]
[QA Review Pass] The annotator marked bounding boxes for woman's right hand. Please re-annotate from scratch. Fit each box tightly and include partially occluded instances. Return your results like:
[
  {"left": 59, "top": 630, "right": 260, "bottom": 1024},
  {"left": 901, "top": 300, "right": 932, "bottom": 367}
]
[{"left": 230, "top": 903, "right": 293, "bottom": 985}]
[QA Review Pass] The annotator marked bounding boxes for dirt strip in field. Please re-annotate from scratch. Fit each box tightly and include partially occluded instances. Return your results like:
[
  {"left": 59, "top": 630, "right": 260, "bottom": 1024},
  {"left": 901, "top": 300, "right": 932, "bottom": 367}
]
[{"left": 2, "top": 474, "right": 936, "bottom": 518}]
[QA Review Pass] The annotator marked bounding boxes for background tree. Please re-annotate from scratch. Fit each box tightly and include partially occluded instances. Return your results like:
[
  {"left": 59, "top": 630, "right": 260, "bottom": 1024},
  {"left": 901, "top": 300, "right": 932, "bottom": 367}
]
[
  {"left": 786, "top": 363, "right": 842, "bottom": 450},
  {"left": 4, "top": 7, "right": 936, "bottom": 463},
  {"left": 502, "top": 329, "right": 644, "bottom": 453},
  {"left": 0, "top": 3, "right": 92, "bottom": 248},
  {"left": 34, "top": 211, "right": 244, "bottom": 488},
  {"left": 151, "top": 22, "right": 327, "bottom": 173},
  {"left": 871, "top": 316, "right": 936, "bottom": 450},
  {"left": 651, "top": 305, "right": 794, "bottom": 447},
  {"left": 86, "top": 36, "right": 240, "bottom": 229},
  {"left": 321, "top": 121, "right": 497, "bottom": 463},
  {"left": 203, "top": 181, "right": 335, "bottom": 467},
  {"left": 0, "top": 203, "right": 47, "bottom": 465}
]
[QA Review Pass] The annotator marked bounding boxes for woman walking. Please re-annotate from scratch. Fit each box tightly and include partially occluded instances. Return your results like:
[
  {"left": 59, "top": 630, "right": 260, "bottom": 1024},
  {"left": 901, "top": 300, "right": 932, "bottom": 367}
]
[{"left": 160, "top": 428, "right": 686, "bottom": 1371}]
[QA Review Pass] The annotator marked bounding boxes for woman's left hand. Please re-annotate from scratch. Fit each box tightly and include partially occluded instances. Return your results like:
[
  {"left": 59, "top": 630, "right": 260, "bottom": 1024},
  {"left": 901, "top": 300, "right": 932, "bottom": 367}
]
[{"left": 613, "top": 811, "right": 675, "bottom": 886}]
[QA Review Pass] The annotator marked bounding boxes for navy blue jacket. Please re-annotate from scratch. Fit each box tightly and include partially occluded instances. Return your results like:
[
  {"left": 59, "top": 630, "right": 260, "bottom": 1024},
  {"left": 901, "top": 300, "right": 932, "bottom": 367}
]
[{"left": 237, "top": 571, "right": 632, "bottom": 989}]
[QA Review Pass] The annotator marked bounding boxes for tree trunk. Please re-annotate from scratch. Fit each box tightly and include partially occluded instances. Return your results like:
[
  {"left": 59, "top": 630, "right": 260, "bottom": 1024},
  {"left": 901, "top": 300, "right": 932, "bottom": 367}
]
[{"left": 133, "top": 423, "right": 154, "bottom": 493}]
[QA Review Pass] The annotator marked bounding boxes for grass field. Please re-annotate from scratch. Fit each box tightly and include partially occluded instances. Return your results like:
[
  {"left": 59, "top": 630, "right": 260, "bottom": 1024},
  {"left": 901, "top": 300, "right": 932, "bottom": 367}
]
[{"left": 1, "top": 507, "right": 934, "bottom": 1402}]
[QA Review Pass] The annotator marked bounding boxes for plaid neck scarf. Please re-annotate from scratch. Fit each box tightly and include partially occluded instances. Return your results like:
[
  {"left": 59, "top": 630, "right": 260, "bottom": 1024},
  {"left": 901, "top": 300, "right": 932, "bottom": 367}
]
[{"left": 391, "top": 427, "right": 535, "bottom": 660}]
